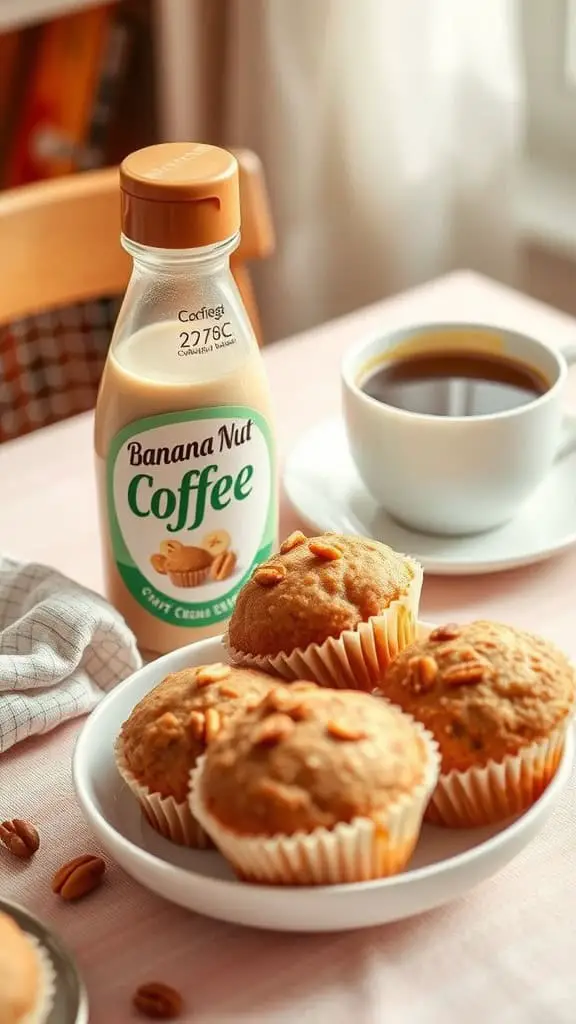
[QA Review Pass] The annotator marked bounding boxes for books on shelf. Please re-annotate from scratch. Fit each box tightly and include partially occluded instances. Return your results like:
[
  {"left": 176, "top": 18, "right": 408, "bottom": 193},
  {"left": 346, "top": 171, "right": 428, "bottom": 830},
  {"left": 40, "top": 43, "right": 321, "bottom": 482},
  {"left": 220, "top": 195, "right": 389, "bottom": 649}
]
[{"left": 1, "top": 3, "right": 135, "bottom": 188}]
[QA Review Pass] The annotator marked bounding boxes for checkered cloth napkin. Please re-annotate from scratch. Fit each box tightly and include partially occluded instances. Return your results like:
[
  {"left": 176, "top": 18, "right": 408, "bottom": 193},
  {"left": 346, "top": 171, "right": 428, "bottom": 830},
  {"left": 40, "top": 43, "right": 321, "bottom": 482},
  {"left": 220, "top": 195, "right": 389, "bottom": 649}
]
[{"left": 0, "top": 556, "right": 141, "bottom": 753}]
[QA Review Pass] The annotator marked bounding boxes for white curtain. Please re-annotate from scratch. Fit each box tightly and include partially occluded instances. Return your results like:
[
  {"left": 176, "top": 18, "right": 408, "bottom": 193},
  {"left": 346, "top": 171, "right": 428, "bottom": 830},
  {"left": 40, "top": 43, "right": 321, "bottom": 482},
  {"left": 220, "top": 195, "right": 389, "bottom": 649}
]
[{"left": 174, "top": 0, "right": 525, "bottom": 341}]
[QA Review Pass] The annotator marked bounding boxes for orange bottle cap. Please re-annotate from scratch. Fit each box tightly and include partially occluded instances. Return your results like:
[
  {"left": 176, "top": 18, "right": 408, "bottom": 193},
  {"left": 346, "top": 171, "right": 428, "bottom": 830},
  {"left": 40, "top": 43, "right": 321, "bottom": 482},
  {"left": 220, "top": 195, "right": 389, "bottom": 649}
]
[{"left": 120, "top": 143, "right": 240, "bottom": 249}]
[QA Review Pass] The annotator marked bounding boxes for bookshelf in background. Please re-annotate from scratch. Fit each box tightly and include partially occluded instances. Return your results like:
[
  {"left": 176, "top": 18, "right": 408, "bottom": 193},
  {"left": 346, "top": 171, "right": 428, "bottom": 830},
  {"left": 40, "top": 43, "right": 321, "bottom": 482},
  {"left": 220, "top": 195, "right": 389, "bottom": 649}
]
[
  {"left": 0, "top": 0, "right": 157, "bottom": 444},
  {"left": 0, "top": 0, "right": 155, "bottom": 189}
]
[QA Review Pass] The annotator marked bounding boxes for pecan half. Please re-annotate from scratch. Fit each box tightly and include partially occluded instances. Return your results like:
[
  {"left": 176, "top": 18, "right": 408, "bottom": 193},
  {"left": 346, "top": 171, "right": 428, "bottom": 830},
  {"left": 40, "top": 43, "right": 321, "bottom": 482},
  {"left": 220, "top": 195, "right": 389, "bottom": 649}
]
[
  {"left": 409, "top": 655, "right": 438, "bottom": 692},
  {"left": 219, "top": 684, "right": 240, "bottom": 698},
  {"left": 326, "top": 720, "right": 367, "bottom": 741},
  {"left": 280, "top": 530, "right": 307, "bottom": 553},
  {"left": 253, "top": 564, "right": 287, "bottom": 586},
  {"left": 52, "top": 854, "right": 106, "bottom": 901},
  {"left": 187, "top": 710, "right": 206, "bottom": 741},
  {"left": 0, "top": 819, "right": 40, "bottom": 860},
  {"left": 308, "top": 539, "right": 342, "bottom": 561},
  {"left": 443, "top": 662, "right": 486, "bottom": 686},
  {"left": 133, "top": 982, "right": 183, "bottom": 1019},
  {"left": 196, "top": 663, "right": 231, "bottom": 687},
  {"left": 429, "top": 623, "right": 461, "bottom": 642},
  {"left": 253, "top": 713, "right": 295, "bottom": 746},
  {"left": 204, "top": 708, "right": 221, "bottom": 743}
]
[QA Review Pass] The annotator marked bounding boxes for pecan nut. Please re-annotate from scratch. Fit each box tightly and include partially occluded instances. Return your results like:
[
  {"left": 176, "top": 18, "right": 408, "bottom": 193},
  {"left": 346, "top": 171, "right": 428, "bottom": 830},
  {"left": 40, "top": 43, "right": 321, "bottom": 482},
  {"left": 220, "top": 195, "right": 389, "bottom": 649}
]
[
  {"left": 204, "top": 707, "right": 221, "bottom": 743},
  {"left": 133, "top": 982, "right": 183, "bottom": 1019},
  {"left": 196, "top": 663, "right": 231, "bottom": 687},
  {"left": 443, "top": 662, "right": 486, "bottom": 686},
  {"left": 429, "top": 623, "right": 461, "bottom": 642},
  {"left": 253, "top": 713, "right": 295, "bottom": 746},
  {"left": 253, "top": 563, "right": 287, "bottom": 586},
  {"left": 308, "top": 539, "right": 342, "bottom": 561},
  {"left": 326, "top": 719, "right": 367, "bottom": 741},
  {"left": 187, "top": 710, "right": 206, "bottom": 741},
  {"left": 52, "top": 854, "right": 106, "bottom": 901},
  {"left": 0, "top": 819, "right": 40, "bottom": 860},
  {"left": 280, "top": 530, "right": 307, "bottom": 553},
  {"left": 409, "top": 655, "right": 438, "bottom": 692}
]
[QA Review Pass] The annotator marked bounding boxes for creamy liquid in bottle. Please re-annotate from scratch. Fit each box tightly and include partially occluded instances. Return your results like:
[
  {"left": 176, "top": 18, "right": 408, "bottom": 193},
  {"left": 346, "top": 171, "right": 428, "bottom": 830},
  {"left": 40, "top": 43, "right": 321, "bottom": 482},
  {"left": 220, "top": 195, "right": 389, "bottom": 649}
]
[{"left": 94, "top": 143, "right": 277, "bottom": 655}]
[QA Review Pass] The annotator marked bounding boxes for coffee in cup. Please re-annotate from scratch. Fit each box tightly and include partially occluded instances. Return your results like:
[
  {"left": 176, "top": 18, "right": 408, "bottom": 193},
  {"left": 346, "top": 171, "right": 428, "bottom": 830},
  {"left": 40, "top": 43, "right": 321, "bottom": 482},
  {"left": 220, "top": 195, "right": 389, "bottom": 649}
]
[{"left": 341, "top": 324, "right": 576, "bottom": 536}]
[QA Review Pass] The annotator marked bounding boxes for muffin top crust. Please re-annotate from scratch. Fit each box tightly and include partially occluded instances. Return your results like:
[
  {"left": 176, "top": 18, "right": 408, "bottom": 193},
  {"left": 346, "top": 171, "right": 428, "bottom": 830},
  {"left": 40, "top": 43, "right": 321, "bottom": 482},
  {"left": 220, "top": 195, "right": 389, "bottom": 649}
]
[
  {"left": 197, "top": 683, "right": 430, "bottom": 835},
  {"left": 120, "top": 663, "right": 274, "bottom": 801},
  {"left": 380, "top": 620, "right": 575, "bottom": 772},
  {"left": 227, "top": 532, "right": 417, "bottom": 657}
]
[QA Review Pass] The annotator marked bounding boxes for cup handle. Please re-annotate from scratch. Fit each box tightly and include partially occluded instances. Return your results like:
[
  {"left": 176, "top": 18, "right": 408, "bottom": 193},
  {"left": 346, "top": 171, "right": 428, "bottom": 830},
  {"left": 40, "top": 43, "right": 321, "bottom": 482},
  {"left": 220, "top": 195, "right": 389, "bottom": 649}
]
[{"left": 555, "top": 342, "right": 576, "bottom": 461}]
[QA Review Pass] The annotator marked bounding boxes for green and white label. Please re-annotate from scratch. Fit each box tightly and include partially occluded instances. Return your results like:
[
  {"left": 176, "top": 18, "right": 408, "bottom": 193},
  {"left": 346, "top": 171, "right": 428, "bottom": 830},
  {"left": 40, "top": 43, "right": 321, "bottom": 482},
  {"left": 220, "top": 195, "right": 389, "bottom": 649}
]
[{"left": 107, "top": 405, "right": 275, "bottom": 627}]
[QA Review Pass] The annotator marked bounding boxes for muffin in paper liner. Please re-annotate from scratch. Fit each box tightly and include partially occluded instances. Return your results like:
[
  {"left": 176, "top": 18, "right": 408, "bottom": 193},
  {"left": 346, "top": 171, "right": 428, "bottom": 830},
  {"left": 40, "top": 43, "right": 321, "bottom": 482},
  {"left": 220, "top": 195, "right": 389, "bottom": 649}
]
[
  {"left": 22, "top": 934, "right": 56, "bottom": 1024},
  {"left": 114, "top": 736, "right": 212, "bottom": 848},
  {"left": 188, "top": 719, "right": 440, "bottom": 886},
  {"left": 425, "top": 723, "right": 568, "bottom": 828},
  {"left": 167, "top": 567, "right": 209, "bottom": 589},
  {"left": 227, "top": 558, "right": 423, "bottom": 692}
]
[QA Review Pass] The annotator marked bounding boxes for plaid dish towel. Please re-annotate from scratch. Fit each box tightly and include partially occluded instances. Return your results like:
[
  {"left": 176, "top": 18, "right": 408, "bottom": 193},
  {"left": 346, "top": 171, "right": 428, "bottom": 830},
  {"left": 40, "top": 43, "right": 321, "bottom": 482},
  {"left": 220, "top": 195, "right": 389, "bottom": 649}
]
[{"left": 0, "top": 556, "right": 141, "bottom": 753}]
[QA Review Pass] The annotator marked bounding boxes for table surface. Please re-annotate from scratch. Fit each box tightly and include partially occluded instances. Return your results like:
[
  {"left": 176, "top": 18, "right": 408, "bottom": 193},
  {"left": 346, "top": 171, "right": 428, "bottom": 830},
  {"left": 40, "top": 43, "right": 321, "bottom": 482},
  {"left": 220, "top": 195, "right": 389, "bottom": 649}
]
[{"left": 2, "top": 270, "right": 576, "bottom": 1024}]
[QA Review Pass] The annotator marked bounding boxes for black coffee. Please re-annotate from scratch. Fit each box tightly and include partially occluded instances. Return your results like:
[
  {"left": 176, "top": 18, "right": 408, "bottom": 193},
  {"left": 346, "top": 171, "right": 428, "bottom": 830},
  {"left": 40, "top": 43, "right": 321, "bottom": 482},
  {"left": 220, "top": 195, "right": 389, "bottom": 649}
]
[{"left": 361, "top": 350, "right": 549, "bottom": 417}]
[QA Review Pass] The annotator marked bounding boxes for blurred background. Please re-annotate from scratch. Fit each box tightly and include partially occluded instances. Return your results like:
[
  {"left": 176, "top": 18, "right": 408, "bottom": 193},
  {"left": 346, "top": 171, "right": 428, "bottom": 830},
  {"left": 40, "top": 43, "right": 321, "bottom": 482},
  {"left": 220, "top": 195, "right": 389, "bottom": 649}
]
[{"left": 0, "top": 0, "right": 575, "bottom": 438}]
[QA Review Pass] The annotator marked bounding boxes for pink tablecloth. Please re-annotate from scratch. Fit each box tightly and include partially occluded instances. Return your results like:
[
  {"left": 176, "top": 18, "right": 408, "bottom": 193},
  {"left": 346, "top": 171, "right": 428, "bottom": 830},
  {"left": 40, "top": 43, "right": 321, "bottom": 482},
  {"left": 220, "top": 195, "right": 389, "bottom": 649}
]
[{"left": 2, "top": 271, "right": 576, "bottom": 1023}]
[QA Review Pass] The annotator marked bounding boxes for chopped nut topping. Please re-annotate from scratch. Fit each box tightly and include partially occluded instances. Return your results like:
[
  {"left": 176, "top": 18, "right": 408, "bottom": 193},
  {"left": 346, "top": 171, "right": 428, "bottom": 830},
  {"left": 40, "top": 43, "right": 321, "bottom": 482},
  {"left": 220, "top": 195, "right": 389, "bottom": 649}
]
[
  {"left": 287, "top": 702, "right": 312, "bottom": 722},
  {"left": 326, "top": 719, "right": 367, "bottom": 741},
  {"left": 263, "top": 686, "right": 291, "bottom": 711},
  {"left": 253, "top": 713, "right": 295, "bottom": 746},
  {"left": 429, "top": 623, "right": 461, "bottom": 642},
  {"left": 256, "top": 778, "right": 308, "bottom": 810},
  {"left": 308, "top": 539, "right": 343, "bottom": 561},
  {"left": 280, "top": 530, "right": 307, "bottom": 553},
  {"left": 187, "top": 710, "right": 205, "bottom": 741},
  {"left": 219, "top": 684, "right": 240, "bottom": 698},
  {"left": 204, "top": 708, "right": 221, "bottom": 743},
  {"left": 443, "top": 662, "right": 486, "bottom": 686},
  {"left": 196, "top": 663, "right": 231, "bottom": 687},
  {"left": 150, "top": 712, "right": 182, "bottom": 744},
  {"left": 253, "top": 563, "right": 287, "bottom": 586}
]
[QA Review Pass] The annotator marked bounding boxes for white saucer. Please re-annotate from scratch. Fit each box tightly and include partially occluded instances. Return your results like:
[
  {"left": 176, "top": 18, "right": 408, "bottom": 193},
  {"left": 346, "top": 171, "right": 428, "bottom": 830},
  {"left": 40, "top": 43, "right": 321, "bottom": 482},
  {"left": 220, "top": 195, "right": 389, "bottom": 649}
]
[
  {"left": 73, "top": 631, "right": 573, "bottom": 934},
  {"left": 283, "top": 418, "right": 576, "bottom": 575}
]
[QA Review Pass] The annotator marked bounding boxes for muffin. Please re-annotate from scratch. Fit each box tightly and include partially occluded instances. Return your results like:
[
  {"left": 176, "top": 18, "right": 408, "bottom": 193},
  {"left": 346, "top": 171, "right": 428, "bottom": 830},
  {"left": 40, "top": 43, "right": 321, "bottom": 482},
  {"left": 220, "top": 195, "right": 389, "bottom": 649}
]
[
  {"left": 190, "top": 684, "right": 439, "bottom": 884},
  {"left": 0, "top": 912, "right": 55, "bottom": 1024},
  {"left": 115, "top": 663, "right": 275, "bottom": 846},
  {"left": 380, "top": 620, "right": 576, "bottom": 827},
  {"left": 164, "top": 543, "right": 212, "bottom": 587},
  {"left": 226, "top": 531, "right": 422, "bottom": 690}
]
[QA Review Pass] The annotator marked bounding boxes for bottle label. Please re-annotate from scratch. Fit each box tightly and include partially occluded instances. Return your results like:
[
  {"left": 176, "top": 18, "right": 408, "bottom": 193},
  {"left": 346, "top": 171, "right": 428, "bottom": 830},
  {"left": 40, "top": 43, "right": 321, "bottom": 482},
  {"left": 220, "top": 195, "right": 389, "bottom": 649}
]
[{"left": 107, "top": 405, "right": 275, "bottom": 628}]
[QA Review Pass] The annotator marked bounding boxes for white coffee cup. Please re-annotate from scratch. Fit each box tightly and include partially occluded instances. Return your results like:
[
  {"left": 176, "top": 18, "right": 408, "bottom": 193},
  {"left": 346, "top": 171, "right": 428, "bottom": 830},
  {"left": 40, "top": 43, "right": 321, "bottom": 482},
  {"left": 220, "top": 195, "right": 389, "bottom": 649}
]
[{"left": 341, "top": 322, "right": 576, "bottom": 536}]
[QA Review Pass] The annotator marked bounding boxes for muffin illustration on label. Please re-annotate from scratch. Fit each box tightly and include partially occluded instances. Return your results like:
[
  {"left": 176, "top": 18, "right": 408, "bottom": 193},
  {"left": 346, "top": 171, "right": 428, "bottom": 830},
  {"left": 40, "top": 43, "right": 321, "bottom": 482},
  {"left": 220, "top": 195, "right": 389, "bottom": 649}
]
[{"left": 150, "top": 534, "right": 238, "bottom": 588}]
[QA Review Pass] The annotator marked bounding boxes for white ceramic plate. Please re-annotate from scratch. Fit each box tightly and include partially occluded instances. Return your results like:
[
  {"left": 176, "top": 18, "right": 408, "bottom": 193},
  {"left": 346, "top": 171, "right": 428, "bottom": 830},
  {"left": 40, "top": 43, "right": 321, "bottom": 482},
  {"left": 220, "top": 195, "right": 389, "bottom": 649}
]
[
  {"left": 73, "top": 631, "right": 574, "bottom": 933},
  {"left": 283, "top": 418, "right": 576, "bottom": 575}
]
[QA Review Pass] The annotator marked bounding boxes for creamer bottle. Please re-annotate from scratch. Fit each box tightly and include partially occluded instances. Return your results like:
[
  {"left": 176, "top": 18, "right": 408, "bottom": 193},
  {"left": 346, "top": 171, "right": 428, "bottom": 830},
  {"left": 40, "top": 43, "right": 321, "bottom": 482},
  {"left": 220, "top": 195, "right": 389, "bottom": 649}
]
[{"left": 95, "top": 143, "right": 277, "bottom": 654}]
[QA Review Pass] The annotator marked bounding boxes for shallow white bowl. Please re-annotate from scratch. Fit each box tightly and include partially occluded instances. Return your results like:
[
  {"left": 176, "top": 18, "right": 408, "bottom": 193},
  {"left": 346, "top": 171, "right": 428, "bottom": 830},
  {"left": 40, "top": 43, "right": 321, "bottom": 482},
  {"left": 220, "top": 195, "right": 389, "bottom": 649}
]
[{"left": 73, "top": 630, "right": 573, "bottom": 933}]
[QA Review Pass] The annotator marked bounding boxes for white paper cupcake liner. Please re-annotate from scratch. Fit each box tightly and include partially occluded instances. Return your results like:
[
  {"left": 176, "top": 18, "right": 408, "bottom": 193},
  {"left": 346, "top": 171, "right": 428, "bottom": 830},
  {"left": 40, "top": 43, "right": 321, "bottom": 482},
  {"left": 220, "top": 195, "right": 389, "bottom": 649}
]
[
  {"left": 22, "top": 935, "right": 56, "bottom": 1024},
  {"left": 227, "top": 557, "right": 423, "bottom": 691},
  {"left": 426, "top": 723, "right": 568, "bottom": 828},
  {"left": 188, "top": 719, "right": 439, "bottom": 885},
  {"left": 114, "top": 736, "right": 212, "bottom": 848}
]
